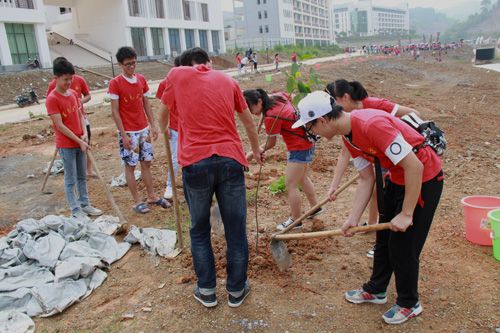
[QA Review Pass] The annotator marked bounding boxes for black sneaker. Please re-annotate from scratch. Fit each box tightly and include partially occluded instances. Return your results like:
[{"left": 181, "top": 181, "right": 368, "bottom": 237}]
[
  {"left": 193, "top": 287, "right": 217, "bottom": 308},
  {"left": 308, "top": 207, "right": 324, "bottom": 219},
  {"left": 228, "top": 284, "right": 251, "bottom": 308}
]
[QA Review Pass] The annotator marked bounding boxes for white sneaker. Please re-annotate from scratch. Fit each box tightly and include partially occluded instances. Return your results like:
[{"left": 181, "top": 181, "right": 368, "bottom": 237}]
[
  {"left": 72, "top": 210, "right": 90, "bottom": 221},
  {"left": 276, "top": 217, "right": 302, "bottom": 231},
  {"left": 81, "top": 205, "right": 103, "bottom": 216},
  {"left": 164, "top": 186, "right": 173, "bottom": 199}
]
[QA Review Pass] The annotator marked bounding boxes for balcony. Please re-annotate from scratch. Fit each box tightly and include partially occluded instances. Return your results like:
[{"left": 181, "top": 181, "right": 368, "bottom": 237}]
[{"left": 0, "top": 0, "right": 35, "bottom": 9}]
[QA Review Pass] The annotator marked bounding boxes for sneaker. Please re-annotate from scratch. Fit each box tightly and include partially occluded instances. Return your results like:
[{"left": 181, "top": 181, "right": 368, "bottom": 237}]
[
  {"left": 81, "top": 205, "right": 103, "bottom": 216},
  {"left": 193, "top": 287, "right": 217, "bottom": 308},
  {"left": 366, "top": 245, "right": 375, "bottom": 258},
  {"left": 163, "top": 186, "right": 173, "bottom": 199},
  {"left": 276, "top": 217, "right": 302, "bottom": 231},
  {"left": 382, "top": 303, "right": 423, "bottom": 325},
  {"left": 228, "top": 284, "right": 251, "bottom": 308},
  {"left": 345, "top": 289, "right": 387, "bottom": 304},
  {"left": 307, "top": 207, "right": 324, "bottom": 219},
  {"left": 72, "top": 210, "right": 89, "bottom": 221}
]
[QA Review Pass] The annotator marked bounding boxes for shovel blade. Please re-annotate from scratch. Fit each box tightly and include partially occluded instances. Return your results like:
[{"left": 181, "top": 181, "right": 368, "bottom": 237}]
[{"left": 270, "top": 239, "right": 292, "bottom": 271}]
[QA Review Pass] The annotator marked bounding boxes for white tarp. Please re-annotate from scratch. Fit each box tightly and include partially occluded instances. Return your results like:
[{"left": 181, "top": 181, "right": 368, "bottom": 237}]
[
  {"left": 124, "top": 226, "right": 177, "bottom": 257},
  {"left": 0, "top": 215, "right": 130, "bottom": 321},
  {"left": 0, "top": 311, "right": 35, "bottom": 333}
]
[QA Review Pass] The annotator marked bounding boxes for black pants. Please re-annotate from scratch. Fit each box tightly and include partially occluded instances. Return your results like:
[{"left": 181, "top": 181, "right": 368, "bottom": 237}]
[{"left": 363, "top": 171, "right": 444, "bottom": 308}]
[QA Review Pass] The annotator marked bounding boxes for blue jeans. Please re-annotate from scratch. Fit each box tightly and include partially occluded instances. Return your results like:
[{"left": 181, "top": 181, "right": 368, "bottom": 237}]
[
  {"left": 182, "top": 155, "right": 248, "bottom": 293},
  {"left": 59, "top": 148, "right": 89, "bottom": 214},
  {"left": 166, "top": 129, "right": 179, "bottom": 188}
]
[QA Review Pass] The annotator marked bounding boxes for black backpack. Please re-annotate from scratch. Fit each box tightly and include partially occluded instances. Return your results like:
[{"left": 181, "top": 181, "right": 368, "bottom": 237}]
[{"left": 401, "top": 113, "right": 447, "bottom": 156}]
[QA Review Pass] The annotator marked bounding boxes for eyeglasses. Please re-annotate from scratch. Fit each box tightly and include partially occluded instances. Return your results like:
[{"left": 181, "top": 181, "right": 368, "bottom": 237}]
[{"left": 122, "top": 61, "right": 137, "bottom": 67}]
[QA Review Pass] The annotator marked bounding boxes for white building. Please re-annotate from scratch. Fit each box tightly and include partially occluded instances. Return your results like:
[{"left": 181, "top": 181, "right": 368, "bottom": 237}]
[
  {"left": 0, "top": 0, "right": 52, "bottom": 69},
  {"left": 241, "top": 0, "right": 332, "bottom": 48},
  {"left": 223, "top": 1, "right": 246, "bottom": 42},
  {"left": 47, "top": 0, "right": 226, "bottom": 59},
  {"left": 333, "top": 0, "right": 409, "bottom": 37}
]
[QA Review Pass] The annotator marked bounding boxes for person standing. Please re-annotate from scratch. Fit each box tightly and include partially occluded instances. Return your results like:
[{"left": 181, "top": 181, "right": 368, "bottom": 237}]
[
  {"left": 251, "top": 52, "right": 258, "bottom": 72},
  {"left": 108, "top": 46, "right": 170, "bottom": 214},
  {"left": 235, "top": 52, "right": 242, "bottom": 74},
  {"left": 46, "top": 58, "right": 102, "bottom": 219},
  {"left": 291, "top": 52, "right": 297, "bottom": 64},
  {"left": 274, "top": 53, "right": 280, "bottom": 72},
  {"left": 47, "top": 57, "right": 95, "bottom": 178},
  {"left": 293, "top": 91, "right": 443, "bottom": 325},
  {"left": 159, "top": 47, "right": 263, "bottom": 308}
]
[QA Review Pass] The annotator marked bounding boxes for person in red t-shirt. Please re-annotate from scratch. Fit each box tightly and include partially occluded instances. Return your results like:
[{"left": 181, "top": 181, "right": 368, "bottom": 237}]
[
  {"left": 156, "top": 55, "right": 182, "bottom": 199},
  {"left": 291, "top": 52, "right": 297, "bottom": 64},
  {"left": 47, "top": 58, "right": 94, "bottom": 178},
  {"left": 274, "top": 53, "right": 280, "bottom": 72},
  {"left": 108, "top": 46, "right": 169, "bottom": 214},
  {"left": 46, "top": 58, "right": 102, "bottom": 219},
  {"left": 235, "top": 52, "right": 242, "bottom": 73},
  {"left": 158, "top": 48, "right": 263, "bottom": 308},
  {"left": 293, "top": 91, "right": 443, "bottom": 325},
  {"left": 326, "top": 79, "right": 422, "bottom": 257},
  {"left": 243, "top": 88, "right": 321, "bottom": 230}
]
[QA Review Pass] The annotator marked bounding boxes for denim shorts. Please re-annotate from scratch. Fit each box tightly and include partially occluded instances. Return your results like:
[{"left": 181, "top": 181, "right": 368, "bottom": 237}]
[{"left": 287, "top": 146, "right": 315, "bottom": 164}]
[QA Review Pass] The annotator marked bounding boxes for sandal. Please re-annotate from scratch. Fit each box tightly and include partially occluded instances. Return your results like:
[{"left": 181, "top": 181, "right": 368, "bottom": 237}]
[
  {"left": 133, "top": 202, "right": 150, "bottom": 214},
  {"left": 149, "top": 197, "right": 171, "bottom": 209}
]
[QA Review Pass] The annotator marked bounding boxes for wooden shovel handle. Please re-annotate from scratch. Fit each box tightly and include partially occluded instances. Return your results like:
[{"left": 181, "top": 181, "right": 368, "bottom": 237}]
[
  {"left": 87, "top": 150, "right": 127, "bottom": 226},
  {"left": 40, "top": 147, "right": 58, "bottom": 193},
  {"left": 277, "top": 174, "right": 360, "bottom": 235},
  {"left": 273, "top": 223, "right": 391, "bottom": 241}
]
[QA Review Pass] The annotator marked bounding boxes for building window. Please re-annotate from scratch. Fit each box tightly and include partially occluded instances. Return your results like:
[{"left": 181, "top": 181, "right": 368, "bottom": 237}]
[
  {"left": 199, "top": 30, "right": 208, "bottom": 50},
  {"left": 151, "top": 28, "right": 165, "bottom": 55},
  {"left": 263, "top": 0, "right": 266, "bottom": 3},
  {"left": 258, "top": 11, "right": 261, "bottom": 19},
  {"left": 59, "top": 7, "right": 71, "bottom": 14},
  {"left": 257, "top": 0, "right": 260, "bottom": 4},
  {"left": 265, "top": 25, "right": 269, "bottom": 33},
  {"left": 201, "top": 3, "right": 209, "bottom": 22},
  {"left": 259, "top": 26, "right": 263, "bottom": 34},
  {"left": 128, "top": 0, "right": 142, "bottom": 17},
  {"left": 168, "top": 28, "right": 181, "bottom": 54},
  {"left": 10, "top": 0, "right": 35, "bottom": 9},
  {"left": 183, "top": 0, "right": 191, "bottom": 20},
  {"left": 130, "top": 27, "right": 147, "bottom": 56},
  {"left": 152, "top": 0, "right": 165, "bottom": 18},
  {"left": 264, "top": 10, "right": 267, "bottom": 18},
  {"left": 211, "top": 30, "right": 220, "bottom": 53},
  {"left": 185, "top": 29, "right": 195, "bottom": 48},
  {"left": 5, "top": 23, "right": 38, "bottom": 64}
]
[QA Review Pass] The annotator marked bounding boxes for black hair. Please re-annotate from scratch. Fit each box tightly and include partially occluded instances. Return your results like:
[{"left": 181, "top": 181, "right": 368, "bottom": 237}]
[
  {"left": 53, "top": 57, "right": 75, "bottom": 76},
  {"left": 182, "top": 47, "right": 209, "bottom": 66},
  {"left": 174, "top": 55, "right": 181, "bottom": 67},
  {"left": 243, "top": 89, "right": 287, "bottom": 116},
  {"left": 309, "top": 103, "right": 344, "bottom": 126},
  {"left": 325, "top": 79, "right": 368, "bottom": 101},
  {"left": 116, "top": 46, "right": 137, "bottom": 63}
]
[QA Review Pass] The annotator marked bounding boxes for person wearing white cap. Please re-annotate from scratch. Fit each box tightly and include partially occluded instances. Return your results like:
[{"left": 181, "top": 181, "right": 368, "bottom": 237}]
[{"left": 293, "top": 91, "right": 443, "bottom": 325}]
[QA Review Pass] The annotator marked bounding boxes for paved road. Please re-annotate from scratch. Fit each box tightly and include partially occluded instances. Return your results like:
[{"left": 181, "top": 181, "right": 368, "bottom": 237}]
[{"left": 0, "top": 53, "right": 360, "bottom": 125}]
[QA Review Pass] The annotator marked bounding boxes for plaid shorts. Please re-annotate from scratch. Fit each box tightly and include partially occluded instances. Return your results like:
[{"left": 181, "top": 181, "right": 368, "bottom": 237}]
[{"left": 118, "top": 128, "right": 154, "bottom": 166}]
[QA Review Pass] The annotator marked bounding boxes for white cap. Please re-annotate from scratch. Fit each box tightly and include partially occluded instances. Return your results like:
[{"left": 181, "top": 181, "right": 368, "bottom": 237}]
[{"left": 291, "top": 91, "right": 334, "bottom": 129}]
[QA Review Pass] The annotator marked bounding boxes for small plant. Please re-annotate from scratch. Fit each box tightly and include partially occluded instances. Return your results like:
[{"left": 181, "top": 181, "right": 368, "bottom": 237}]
[
  {"left": 28, "top": 111, "right": 36, "bottom": 119},
  {"left": 268, "top": 176, "right": 286, "bottom": 195},
  {"left": 285, "top": 62, "right": 323, "bottom": 106}
]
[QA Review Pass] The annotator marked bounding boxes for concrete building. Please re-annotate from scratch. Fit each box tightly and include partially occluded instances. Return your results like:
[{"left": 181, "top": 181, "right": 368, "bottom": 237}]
[
  {"left": 223, "top": 1, "right": 246, "bottom": 42},
  {"left": 0, "top": 0, "right": 52, "bottom": 69},
  {"left": 241, "top": 0, "right": 332, "bottom": 48},
  {"left": 333, "top": 0, "right": 409, "bottom": 37},
  {"left": 46, "top": 0, "right": 226, "bottom": 60}
]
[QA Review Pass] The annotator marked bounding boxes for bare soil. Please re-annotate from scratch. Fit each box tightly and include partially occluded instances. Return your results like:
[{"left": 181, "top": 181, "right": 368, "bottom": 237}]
[{"left": 0, "top": 47, "right": 499, "bottom": 332}]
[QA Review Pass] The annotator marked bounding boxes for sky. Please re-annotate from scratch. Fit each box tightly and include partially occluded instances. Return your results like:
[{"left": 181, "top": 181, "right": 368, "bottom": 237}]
[{"left": 221, "top": 0, "right": 473, "bottom": 12}]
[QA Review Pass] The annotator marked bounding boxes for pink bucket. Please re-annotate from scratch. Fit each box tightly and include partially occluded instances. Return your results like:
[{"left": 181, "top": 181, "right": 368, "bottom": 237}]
[{"left": 461, "top": 196, "right": 500, "bottom": 245}]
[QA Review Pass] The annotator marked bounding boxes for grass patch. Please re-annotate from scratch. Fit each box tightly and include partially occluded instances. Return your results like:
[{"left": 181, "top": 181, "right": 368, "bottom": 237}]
[{"left": 268, "top": 176, "right": 286, "bottom": 196}]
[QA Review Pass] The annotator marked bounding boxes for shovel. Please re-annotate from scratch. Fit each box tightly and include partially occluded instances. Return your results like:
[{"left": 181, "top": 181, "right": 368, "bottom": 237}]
[
  {"left": 276, "top": 174, "right": 360, "bottom": 235},
  {"left": 270, "top": 223, "right": 392, "bottom": 271},
  {"left": 40, "top": 147, "right": 58, "bottom": 194}
]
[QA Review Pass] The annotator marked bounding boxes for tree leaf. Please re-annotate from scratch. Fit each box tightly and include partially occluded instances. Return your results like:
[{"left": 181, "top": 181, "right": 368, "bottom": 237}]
[
  {"left": 295, "top": 71, "right": 302, "bottom": 78},
  {"left": 286, "top": 76, "right": 296, "bottom": 94},
  {"left": 291, "top": 62, "right": 299, "bottom": 75}
]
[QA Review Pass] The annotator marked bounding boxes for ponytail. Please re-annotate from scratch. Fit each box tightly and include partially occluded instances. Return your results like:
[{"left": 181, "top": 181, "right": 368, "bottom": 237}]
[{"left": 325, "top": 79, "right": 369, "bottom": 101}]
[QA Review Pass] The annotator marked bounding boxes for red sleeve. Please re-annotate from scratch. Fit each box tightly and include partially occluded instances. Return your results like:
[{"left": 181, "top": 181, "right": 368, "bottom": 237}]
[
  {"left": 138, "top": 74, "right": 149, "bottom": 94},
  {"left": 362, "top": 97, "right": 396, "bottom": 114},
  {"left": 363, "top": 117, "right": 401, "bottom": 153},
  {"left": 161, "top": 77, "right": 176, "bottom": 111},
  {"left": 79, "top": 76, "right": 90, "bottom": 96},
  {"left": 108, "top": 78, "right": 120, "bottom": 96},
  {"left": 156, "top": 79, "right": 166, "bottom": 99},
  {"left": 45, "top": 95, "right": 60, "bottom": 116},
  {"left": 232, "top": 79, "right": 247, "bottom": 113},
  {"left": 46, "top": 80, "right": 56, "bottom": 97}
]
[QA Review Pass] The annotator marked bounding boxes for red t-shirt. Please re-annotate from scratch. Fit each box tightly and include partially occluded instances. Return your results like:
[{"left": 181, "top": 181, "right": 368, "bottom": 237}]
[
  {"left": 108, "top": 74, "right": 149, "bottom": 132},
  {"left": 47, "top": 74, "right": 90, "bottom": 114},
  {"left": 236, "top": 55, "right": 242, "bottom": 64},
  {"left": 264, "top": 92, "right": 313, "bottom": 152},
  {"left": 342, "top": 109, "right": 442, "bottom": 185},
  {"left": 156, "top": 78, "right": 178, "bottom": 131},
  {"left": 46, "top": 89, "right": 83, "bottom": 148},
  {"left": 161, "top": 64, "right": 248, "bottom": 167},
  {"left": 361, "top": 97, "right": 399, "bottom": 116}
]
